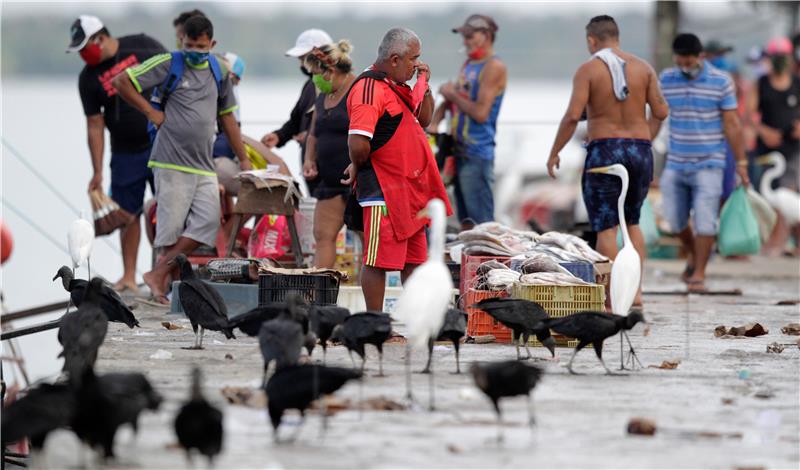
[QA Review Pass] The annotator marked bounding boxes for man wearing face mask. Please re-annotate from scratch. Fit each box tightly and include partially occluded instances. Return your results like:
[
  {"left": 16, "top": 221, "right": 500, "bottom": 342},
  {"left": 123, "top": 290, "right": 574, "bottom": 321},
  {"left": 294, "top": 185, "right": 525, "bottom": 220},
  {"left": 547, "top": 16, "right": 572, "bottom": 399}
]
[
  {"left": 345, "top": 27, "right": 451, "bottom": 311},
  {"left": 746, "top": 37, "right": 800, "bottom": 256},
  {"left": 428, "top": 14, "right": 507, "bottom": 230},
  {"left": 173, "top": 9, "right": 206, "bottom": 49},
  {"left": 261, "top": 29, "right": 333, "bottom": 194},
  {"left": 69, "top": 15, "right": 166, "bottom": 293},
  {"left": 657, "top": 33, "right": 750, "bottom": 292},
  {"left": 112, "top": 15, "right": 248, "bottom": 304}
]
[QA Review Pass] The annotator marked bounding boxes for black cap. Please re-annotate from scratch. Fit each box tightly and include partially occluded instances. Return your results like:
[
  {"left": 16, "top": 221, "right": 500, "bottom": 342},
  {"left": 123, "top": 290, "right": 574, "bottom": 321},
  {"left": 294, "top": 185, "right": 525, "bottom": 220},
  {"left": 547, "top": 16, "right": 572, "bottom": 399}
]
[{"left": 673, "top": 33, "right": 703, "bottom": 56}]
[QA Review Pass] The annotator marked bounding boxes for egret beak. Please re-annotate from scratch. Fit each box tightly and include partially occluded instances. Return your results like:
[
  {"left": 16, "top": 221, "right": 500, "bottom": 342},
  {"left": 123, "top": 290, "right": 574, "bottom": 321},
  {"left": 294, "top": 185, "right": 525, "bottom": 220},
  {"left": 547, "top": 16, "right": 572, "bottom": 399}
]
[
  {"left": 587, "top": 166, "right": 613, "bottom": 174},
  {"left": 417, "top": 208, "right": 430, "bottom": 219},
  {"left": 755, "top": 155, "right": 773, "bottom": 165}
]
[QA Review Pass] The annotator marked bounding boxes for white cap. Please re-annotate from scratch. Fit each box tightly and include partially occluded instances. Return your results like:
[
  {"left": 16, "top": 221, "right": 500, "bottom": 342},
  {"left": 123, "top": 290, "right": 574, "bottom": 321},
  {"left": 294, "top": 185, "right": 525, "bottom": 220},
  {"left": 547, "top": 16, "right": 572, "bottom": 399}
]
[
  {"left": 66, "top": 15, "right": 104, "bottom": 52},
  {"left": 285, "top": 29, "right": 332, "bottom": 57}
]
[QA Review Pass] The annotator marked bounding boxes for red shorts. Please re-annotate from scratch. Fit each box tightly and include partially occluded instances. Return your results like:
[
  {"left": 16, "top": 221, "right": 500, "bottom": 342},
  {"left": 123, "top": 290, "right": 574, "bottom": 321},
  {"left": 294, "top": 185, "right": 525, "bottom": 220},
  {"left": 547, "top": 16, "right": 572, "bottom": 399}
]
[{"left": 363, "top": 205, "right": 427, "bottom": 270}]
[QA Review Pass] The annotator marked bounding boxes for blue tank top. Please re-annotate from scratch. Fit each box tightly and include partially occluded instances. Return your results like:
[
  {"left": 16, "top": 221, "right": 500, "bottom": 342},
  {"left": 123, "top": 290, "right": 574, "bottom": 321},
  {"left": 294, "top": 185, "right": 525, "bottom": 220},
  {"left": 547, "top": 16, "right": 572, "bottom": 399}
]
[{"left": 451, "top": 57, "right": 505, "bottom": 160}]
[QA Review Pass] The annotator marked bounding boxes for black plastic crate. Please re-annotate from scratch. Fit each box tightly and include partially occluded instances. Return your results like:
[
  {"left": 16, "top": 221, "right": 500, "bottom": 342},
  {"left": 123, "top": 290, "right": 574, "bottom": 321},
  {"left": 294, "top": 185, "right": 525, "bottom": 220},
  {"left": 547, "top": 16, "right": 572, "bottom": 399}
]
[
  {"left": 447, "top": 261, "right": 460, "bottom": 287},
  {"left": 258, "top": 273, "right": 340, "bottom": 306}
]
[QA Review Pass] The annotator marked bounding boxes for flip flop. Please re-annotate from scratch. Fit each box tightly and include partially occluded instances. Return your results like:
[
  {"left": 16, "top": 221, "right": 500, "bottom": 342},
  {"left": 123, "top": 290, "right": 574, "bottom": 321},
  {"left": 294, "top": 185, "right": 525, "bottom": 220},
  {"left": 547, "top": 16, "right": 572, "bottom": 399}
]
[{"left": 137, "top": 295, "right": 171, "bottom": 308}]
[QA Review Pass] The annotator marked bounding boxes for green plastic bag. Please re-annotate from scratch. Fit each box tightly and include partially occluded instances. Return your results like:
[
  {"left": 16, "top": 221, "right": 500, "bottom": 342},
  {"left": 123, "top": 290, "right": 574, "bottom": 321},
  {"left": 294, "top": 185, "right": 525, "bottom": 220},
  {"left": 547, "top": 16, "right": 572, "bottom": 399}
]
[
  {"left": 617, "top": 198, "right": 660, "bottom": 248},
  {"left": 718, "top": 186, "right": 761, "bottom": 256}
]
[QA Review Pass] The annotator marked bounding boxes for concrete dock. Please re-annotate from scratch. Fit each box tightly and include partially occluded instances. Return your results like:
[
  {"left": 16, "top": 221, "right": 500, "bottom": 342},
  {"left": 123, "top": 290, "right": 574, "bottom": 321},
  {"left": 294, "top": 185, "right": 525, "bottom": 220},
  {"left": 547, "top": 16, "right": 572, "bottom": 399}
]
[{"left": 27, "top": 256, "right": 800, "bottom": 469}]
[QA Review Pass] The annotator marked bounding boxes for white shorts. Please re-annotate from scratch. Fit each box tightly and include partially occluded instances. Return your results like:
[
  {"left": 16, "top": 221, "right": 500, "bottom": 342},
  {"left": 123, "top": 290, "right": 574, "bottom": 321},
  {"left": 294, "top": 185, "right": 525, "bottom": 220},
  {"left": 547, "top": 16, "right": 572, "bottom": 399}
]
[{"left": 153, "top": 167, "right": 221, "bottom": 248}]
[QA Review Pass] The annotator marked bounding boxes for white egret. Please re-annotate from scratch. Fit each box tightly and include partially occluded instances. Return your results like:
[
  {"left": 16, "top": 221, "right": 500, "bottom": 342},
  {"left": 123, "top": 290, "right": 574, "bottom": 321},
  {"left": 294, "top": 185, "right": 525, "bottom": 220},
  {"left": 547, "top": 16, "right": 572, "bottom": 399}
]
[
  {"left": 586, "top": 164, "right": 643, "bottom": 370},
  {"left": 68, "top": 213, "right": 94, "bottom": 279},
  {"left": 757, "top": 152, "right": 800, "bottom": 226},
  {"left": 394, "top": 198, "right": 453, "bottom": 410}
]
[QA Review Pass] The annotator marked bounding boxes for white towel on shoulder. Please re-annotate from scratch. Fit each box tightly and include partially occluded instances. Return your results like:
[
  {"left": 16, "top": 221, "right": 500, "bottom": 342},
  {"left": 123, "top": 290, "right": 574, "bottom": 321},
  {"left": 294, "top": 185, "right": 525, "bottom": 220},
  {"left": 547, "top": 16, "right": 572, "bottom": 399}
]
[{"left": 593, "top": 48, "right": 629, "bottom": 101}]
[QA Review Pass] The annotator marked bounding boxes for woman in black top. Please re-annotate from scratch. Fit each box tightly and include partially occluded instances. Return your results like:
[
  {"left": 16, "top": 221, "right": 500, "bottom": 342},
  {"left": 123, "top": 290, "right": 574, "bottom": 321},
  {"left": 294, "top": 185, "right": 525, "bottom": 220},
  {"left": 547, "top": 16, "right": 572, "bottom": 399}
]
[{"left": 302, "top": 40, "right": 356, "bottom": 268}]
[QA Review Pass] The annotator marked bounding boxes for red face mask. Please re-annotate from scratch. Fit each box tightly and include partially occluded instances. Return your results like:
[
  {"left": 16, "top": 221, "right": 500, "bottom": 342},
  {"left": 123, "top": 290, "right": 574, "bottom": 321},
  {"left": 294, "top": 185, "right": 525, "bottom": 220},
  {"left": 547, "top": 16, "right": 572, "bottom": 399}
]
[
  {"left": 79, "top": 42, "right": 103, "bottom": 66},
  {"left": 468, "top": 47, "right": 487, "bottom": 60}
]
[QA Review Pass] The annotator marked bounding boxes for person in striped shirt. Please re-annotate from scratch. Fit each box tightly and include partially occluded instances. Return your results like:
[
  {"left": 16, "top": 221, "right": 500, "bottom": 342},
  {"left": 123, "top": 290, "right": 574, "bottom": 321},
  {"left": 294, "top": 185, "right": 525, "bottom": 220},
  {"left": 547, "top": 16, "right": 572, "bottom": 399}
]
[{"left": 654, "top": 33, "right": 750, "bottom": 293}]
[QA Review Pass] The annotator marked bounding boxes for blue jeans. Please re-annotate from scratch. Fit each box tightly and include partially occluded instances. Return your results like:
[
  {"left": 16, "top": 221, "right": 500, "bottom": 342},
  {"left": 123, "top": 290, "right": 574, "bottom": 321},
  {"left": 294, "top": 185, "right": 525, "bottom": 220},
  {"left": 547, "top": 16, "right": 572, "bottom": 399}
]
[
  {"left": 453, "top": 155, "right": 494, "bottom": 225},
  {"left": 660, "top": 167, "right": 724, "bottom": 236}
]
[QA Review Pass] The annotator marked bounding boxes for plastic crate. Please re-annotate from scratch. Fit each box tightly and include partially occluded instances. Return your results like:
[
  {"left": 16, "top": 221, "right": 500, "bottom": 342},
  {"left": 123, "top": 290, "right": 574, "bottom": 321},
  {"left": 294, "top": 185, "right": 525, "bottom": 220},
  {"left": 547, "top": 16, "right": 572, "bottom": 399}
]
[
  {"left": 258, "top": 273, "right": 339, "bottom": 306},
  {"left": 464, "top": 288, "right": 513, "bottom": 343},
  {"left": 511, "top": 283, "right": 605, "bottom": 347},
  {"left": 559, "top": 261, "right": 595, "bottom": 283},
  {"left": 447, "top": 261, "right": 460, "bottom": 288},
  {"left": 459, "top": 254, "right": 511, "bottom": 294}
]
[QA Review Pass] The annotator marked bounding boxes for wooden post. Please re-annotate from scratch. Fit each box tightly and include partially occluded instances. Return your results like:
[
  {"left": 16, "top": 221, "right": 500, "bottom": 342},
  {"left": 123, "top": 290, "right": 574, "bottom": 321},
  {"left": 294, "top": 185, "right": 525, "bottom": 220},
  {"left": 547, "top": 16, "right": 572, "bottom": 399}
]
[{"left": 654, "top": 1, "right": 681, "bottom": 72}]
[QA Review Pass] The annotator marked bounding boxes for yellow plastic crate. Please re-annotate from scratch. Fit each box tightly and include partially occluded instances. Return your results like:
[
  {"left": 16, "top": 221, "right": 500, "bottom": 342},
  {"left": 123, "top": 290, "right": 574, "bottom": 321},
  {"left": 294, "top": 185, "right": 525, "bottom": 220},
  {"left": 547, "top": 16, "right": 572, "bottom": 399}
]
[{"left": 511, "top": 283, "right": 606, "bottom": 348}]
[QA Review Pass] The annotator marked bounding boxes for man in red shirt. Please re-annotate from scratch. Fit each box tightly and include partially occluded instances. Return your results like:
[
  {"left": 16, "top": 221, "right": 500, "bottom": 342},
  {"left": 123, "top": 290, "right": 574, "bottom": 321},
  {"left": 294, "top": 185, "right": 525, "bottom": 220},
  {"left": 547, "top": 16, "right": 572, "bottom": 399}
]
[{"left": 345, "top": 27, "right": 451, "bottom": 310}]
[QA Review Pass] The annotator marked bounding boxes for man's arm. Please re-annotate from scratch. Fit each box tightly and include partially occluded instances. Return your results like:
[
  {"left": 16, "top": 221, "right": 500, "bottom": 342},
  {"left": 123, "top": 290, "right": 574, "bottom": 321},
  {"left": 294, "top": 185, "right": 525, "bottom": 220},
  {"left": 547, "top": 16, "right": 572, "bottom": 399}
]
[
  {"left": 546, "top": 64, "right": 591, "bottom": 178},
  {"left": 264, "top": 81, "right": 313, "bottom": 148},
  {"left": 426, "top": 100, "right": 449, "bottom": 134},
  {"left": 86, "top": 114, "right": 105, "bottom": 192},
  {"left": 111, "top": 72, "right": 163, "bottom": 127},
  {"left": 417, "top": 88, "right": 435, "bottom": 128},
  {"left": 440, "top": 59, "right": 506, "bottom": 124},
  {"left": 646, "top": 66, "right": 669, "bottom": 139},
  {"left": 219, "top": 112, "right": 252, "bottom": 172},
  {"left": 722, "top": 109, "right": 750, "bottom": 186}
]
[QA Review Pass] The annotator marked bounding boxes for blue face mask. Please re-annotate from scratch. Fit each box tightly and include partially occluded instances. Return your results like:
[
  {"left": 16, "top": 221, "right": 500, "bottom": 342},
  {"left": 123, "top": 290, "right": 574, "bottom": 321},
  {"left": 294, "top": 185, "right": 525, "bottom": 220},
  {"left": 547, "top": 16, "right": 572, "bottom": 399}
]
[{"left": 184, "top": 49, "right": 209, "bottom": 66}]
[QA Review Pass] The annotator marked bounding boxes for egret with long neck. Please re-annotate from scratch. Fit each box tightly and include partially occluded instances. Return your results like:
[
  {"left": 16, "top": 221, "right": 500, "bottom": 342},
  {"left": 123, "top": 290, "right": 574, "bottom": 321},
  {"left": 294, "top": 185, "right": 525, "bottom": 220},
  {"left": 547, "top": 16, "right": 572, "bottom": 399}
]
[
  {"left": 394, "top": 198, "right": 453, "bottom": 410},
  {"left": 757, "top": 152, "right": 800, "bottom": 226}
]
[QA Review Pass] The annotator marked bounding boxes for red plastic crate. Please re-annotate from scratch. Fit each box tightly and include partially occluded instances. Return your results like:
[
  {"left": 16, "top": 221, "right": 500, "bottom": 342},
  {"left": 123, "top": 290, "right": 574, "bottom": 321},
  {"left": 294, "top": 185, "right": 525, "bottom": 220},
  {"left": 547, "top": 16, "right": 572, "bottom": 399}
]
[
  {"left": 463, "top": 288, "right": 513, "bottom": 343},
  {"left": 459, "top": 254, "right": 511, "bottom": 294}
]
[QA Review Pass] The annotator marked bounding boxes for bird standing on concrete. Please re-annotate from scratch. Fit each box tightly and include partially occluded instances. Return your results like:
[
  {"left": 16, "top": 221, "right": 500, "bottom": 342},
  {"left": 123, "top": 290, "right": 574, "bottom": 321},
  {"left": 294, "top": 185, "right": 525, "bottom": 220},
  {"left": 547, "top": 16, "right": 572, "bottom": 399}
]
[
  {"left": 587, "top": 163, "right": 643, "bottom": 369},
  {"left": 309, "top": 306, "right": 352, "bottom": 364},
  {"left": 265, "top": 364, "right": 361, "bottom": 442},
  {"left": 58, "top": 277, "right": 108, "bottom": 384},
  {"left": 394, "top": 198, "right": 453, "bottom": 409},
  {"left": 259, "top": 318, "right": 304, "bottom": 385},
  {"left": 68, "top": 213, "right": 94, "bottom": 279},
  {"left": 173, "top": 254, "right": 235, "bottom": 349},
  {"left": 422, "top": 308, "right": 467, "bottom": 374},
  {"left": 471, "top": 360, "right": 544, "bottom": 443},
  {"left": 175, "top": 367, "right": 223, "bottom": 466},
  {"left": 330, "top": 312, "right": 392, "bottom": 375},
  {"left": 538, "top": 311, "right": 647, "bottom": 374},
  {"left": 53, "top": 266, "right": 139, "bottom": 328},
  {"left": 474, "top": 298, "right": 556, "bottom": 360},
  {"left": 757, "top": 152, "right": 800, "bottom": 225}
]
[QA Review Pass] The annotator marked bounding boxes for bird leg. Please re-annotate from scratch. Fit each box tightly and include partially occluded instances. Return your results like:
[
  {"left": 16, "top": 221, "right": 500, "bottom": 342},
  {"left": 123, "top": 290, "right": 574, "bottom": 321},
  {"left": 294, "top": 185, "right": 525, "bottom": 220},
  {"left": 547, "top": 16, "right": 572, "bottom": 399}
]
[
  {"left": 618, "top": 334, "right": 625, "bottom": 370},
  {"left": 288, "top": 413, "right": 305, "bottom": 443},
  {"left": 198, "top": 327, "right": 205, "bottom": 349},
  {"left": 87, "top": 257, "right": 92, "bottom": 280},
  {"left": 322, "top": 346, "right": 327, "bottom": 366},
  {"left": 514, "top": 336, "right": 521, "bottom": 360},
  {"left": 348, "top": 350, "right": 356, "bottom": 368},
  {"left": 622, "top": 332, "right": 643, "bottom": 370},
  {"left": 523, "top": 339, "right": 534, "bottom": 360},
  {"left": 377, "top": 349, "right": 385, "bottom": 377},
  {"left": 527, "top": 392, "right": 536, "bottom": 429},
  {"left": 404, "top": 343, "right": 414, "bottom": 403},
  {"left": 421, "top": 338, "right": 433, "bottom": 374},
  {"left": 495, "top": 404, "right": 504, "bottom": 445},
  {"left": 453, "top": 344, "right": 461, "bottom": 375},
  {"left": 428, "top": 358, "right": 435, "bottom": 412},
  {"left": 566, "top": 347, "right": 581, "bottom": 375},
  {"left": 601, "top": 356, "right": 625, "bottom": 376}
]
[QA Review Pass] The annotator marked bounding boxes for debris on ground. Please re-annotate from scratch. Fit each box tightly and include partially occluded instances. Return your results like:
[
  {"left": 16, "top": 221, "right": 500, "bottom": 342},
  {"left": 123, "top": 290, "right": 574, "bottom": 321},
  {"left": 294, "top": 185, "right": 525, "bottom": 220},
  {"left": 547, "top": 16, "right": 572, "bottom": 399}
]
[
  {"left": 721, "top": 398, "right": 735, "bottom": 405},
  {"left": 776, "top": 299, "right": 800, "bottom": 306},
  {"left": 767, "top": 343, "right": 785, "bottom": 354},
  {"left": 714, "top": 323, "right": 768, "bottom": 338},
  {"left": 648, "top": 360, "right": 680, "bottom": 369},
  {"left": 627, "top": 417, "right": 657, "bottom": 436},
  {"left": 161, "top": 321, "right": 184, "bottom": 330},
  {"left": 221, "top": 386, "right": 266, "bottom": 408},
  {"left": 465, "top": 334, "right": 496, "bottom": 344},
  {"left": 754, "top": 388, "right": 775, "bottom": 399},
  {"left": 309, "top": 395, "right": 408, "bottom": 414},
  {"left": 627, "top": 417, "right": 743, "bottom": 439},
  {"left": 149, "top": 349, "right": 172, "bottom": 360},
  {"left": 446, "top": 443, "right": 463, "bottom": 454},
  {"left": 780, "top": 323, "right": 800, "bottom": 335},
  {"left": 224, "top": 353, "right": 235, "bottom": 361}
]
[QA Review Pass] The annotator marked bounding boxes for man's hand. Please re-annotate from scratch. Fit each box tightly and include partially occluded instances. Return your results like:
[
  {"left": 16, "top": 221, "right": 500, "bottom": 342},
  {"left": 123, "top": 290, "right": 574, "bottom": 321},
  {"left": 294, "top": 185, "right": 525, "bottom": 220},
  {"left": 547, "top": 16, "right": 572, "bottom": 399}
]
[
  {"left": 88, "top": 173, "right": 102, "bottom": 193},
  {"left": 147, "top": 109, "right": 165, "bottom": 129},
  {"left": 439, "top": 82, "right": 456, "bottom": 101},
  {"left": 736, "top": 164, "right": 750, "bottom": 187},
  {"left": 792, "top": 120, "right": 800, "bottom": 140},
  {"left": 426, "top": 123, "right": 439, "bottom": 134},
  {"left": 303, "top": 159, "right": 318, "bottom": 179},
  {"left": 238, "top": 158, "right": 253, "bottom": 172},
  {"left": 341, "top": 163, "right": 356, "bottom": 186},
  {"left": 546, "top": 154, "right": 560, "bottom": 179},
  {"left": 292, "top": 131, "right": 308, "bottom": 144},
  {"left": 416, "top": 62, "right": 431, "bottom": 81},
  {"left": 760, "top": 125, "right": 783, "bottom": 148},
  {"left": 261, "top": 132, "right": 279, "bottom": 148}
]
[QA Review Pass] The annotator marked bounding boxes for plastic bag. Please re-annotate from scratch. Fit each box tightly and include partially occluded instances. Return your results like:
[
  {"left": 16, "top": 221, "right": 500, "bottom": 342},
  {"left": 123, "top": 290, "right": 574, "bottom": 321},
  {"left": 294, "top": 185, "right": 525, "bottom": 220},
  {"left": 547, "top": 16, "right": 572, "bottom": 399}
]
[
  {"left": 718, "top": 186, "right": 761, "bottom": 256},
  {"left": 617, "top": 198, "right": 659, "bottom": 248},
  {"left": 247, "top": 215, "right": 291, "bottom": 259},
  {"left": 746, "top": 188, "right": 777, "bottom": 243}
]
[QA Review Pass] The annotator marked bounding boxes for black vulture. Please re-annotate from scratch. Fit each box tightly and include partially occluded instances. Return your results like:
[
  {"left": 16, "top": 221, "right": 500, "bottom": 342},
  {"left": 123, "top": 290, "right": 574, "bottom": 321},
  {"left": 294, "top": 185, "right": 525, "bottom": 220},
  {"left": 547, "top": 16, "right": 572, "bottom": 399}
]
[
  {"left": 259, "top": 318, "right": 303, "bottom": 385},
  {"left": 330, "top": 312, "right": 392, "bottom": 376},
  {"left": 309, "top": 305, "right": 351, "bottom": 364},
  {"left": 58, "top": 277, "right": 108, "bottom": 384},
  {"left": 265, "top": 364, "right": 361, "bottom": 442},
  {"left": 1, "top": 382, "right": 76, "bottom": 454},
  {"left": 422, "top": 308, "right": 467, "bottom": 374},
  {"left": 172, "top": 254, "right": 235, "bottom": 349},
  {"left": 470, "top": 360, "right": 544, "bottom": 443},
  {"left": 228, "top": 303, "right": 289, "bottom": 337},
  {"left": 53, "top": 266, "right": 139, "bottom": 328},
  {"left": 175, "top": 367, "right": 223, "bottom": 465},
  {"left": 473, "top": 298, "right": 556, "bottom": 360},
  {"left": 71, "top": 369, "right": 161, "bottom": 459},
  {"left": 537, "top": 311, "right": 647, "bottom": 374}
]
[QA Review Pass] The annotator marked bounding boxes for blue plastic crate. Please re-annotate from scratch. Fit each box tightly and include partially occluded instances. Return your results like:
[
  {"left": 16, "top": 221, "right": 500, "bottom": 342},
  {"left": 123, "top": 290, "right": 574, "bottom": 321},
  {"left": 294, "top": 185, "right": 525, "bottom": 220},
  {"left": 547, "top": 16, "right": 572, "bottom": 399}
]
[{"left": 558, "top": 261, "right": 595, "bottom": 283}]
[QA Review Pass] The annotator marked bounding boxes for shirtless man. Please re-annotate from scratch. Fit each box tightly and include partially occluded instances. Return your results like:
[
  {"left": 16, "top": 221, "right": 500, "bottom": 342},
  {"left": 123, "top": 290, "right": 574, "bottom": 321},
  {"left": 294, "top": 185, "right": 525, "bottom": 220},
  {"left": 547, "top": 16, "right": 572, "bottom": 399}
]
[{"left": 547, "top": 15, "right": 669, "bottom": 309}]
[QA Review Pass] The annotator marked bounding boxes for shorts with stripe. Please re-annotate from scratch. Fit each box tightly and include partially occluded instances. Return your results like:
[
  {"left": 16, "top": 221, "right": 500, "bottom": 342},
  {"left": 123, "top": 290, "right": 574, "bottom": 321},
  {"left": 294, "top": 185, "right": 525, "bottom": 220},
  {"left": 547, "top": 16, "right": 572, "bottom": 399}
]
[{"left": 362, "top": 205, "right": 427, "bottom": 270}]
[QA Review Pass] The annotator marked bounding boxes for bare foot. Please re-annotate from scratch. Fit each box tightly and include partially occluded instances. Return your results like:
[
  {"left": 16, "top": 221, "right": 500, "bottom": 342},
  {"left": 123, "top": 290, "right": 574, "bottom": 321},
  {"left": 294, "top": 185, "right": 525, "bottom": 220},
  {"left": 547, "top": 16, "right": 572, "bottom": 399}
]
[
  {"left": 143, "top": 271, "right": 167, "bottom": 302},
  {"left": 685, "top": 278, "right": 707, "bottom": 293},
  {"left": 113, "top": 279, "right": 140, "bottom": 294}
]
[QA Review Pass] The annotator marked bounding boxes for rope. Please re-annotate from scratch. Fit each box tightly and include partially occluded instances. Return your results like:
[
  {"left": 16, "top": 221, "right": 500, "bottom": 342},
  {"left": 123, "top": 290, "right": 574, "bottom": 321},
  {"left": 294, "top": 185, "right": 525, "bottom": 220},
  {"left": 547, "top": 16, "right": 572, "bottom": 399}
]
[{"left": 2, "top": 197, "right": 71, "bottom": 256}]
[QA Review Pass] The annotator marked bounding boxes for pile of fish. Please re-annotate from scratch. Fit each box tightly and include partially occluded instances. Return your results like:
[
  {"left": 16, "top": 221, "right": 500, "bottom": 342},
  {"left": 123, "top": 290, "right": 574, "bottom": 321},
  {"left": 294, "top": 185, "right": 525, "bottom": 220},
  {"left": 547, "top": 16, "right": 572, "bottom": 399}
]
[
  {"left": 470, "top": 257, "right": 588, "bottom": 291},
  {"left": 452, "top": 222, "right": 540, "bottom": 258},
  {"left": 470, "top": 260, "right": 519, "bottom": 291},
  {"left": 519, "top": 272, "right": 591, "bottom": 286},
  {"left": 512, "top": 252, "right": 571, "bottom": 275},
  {"left": 535, "top": 232, "right": 609, "bottom": 263}
]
